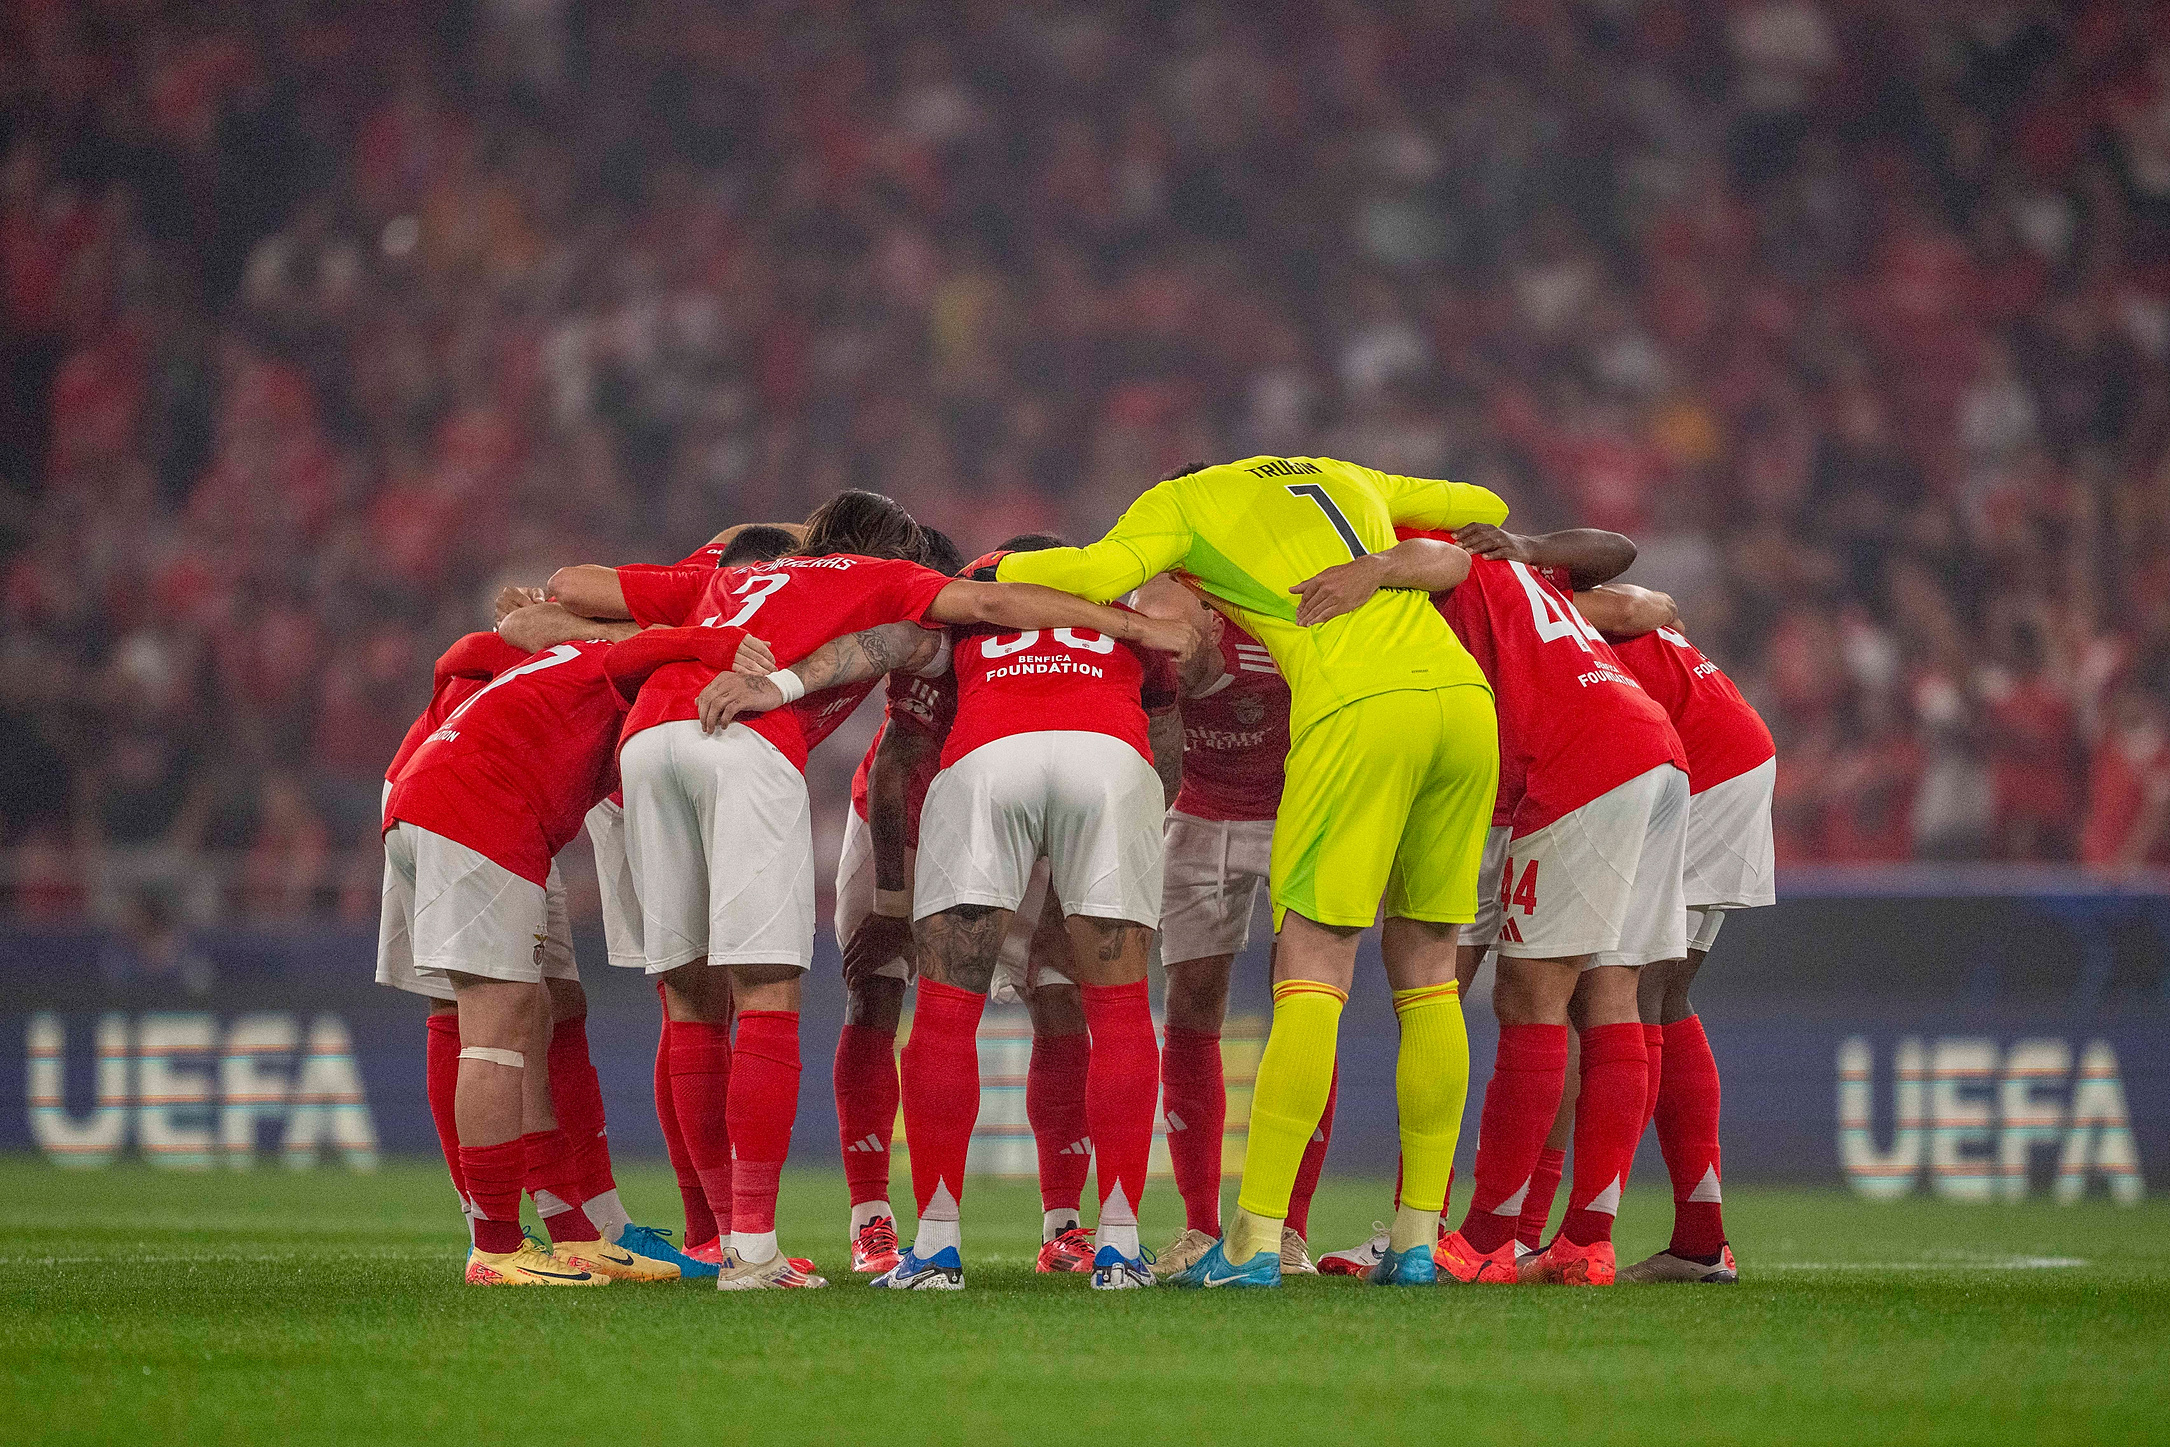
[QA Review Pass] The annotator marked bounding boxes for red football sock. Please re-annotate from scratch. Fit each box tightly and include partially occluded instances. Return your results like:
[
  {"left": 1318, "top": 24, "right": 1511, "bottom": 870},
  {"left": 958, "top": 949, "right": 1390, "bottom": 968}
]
[
  {"left": 1517, "top": 1147, "right": 1566, "bottom": 1250},
  {"left": 423, "top": 1015, "right": 467, "bottom": 1210},
  {"left": 547, "top": 1017, "right": 615, "bottom": 1203},
  {"left": 1560, "top": 1023, "right": 1649, "bottom": 1247},
  {"left": 1286, "top": 1066, "right": 1337, "bottom": 1240},
  {"left": 653, "top": 1013, "right": 717, "bottom": 1248},
  {"left": 668, "top": 1018, "right": 736, "bottom": 1238},
  {"left": 1081, "top": 980, "right": 1158, "bottom": 1233},
  {"left": 1159, "top": 1027, "right": 1225, "bottom": 1234},
  {"left": 460, "top": 1138, "right": 527, "bottom": 1254},
  {"left": 1027, "top": 1028, "right": 1090, "bottom": 1214},
  {"left": 901, "top": 980, "right": 985, "bottom": 1224},
  {"left": 1456, "top": 1023, "right": 1569, "bottom": 1254},
  {"left": 835, "top": 1023, "right": 900, "bottom": 1209},
  {"left": 1658, "top": 1015, "right": 1727, "bottom": 1258},
  {"left": 727, "top": 1010, "right": 801, "bottom": 1238},
  {"left": 522, "top": 1128, "right": 600, "bottom": 1243},
  {"left": 1628, "top": 1021, "right": 1664, "bottom": 1187}
]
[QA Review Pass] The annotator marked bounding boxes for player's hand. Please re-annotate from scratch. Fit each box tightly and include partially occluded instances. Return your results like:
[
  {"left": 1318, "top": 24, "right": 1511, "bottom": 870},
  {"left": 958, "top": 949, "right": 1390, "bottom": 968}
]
[
  {"left": 842, "top": 914, "right": 912, "bottom": 988},
  {"left": 731, "top": 635, "right": 777, "bottom": 675},
  {"left": 697, "top": 672, "right": 784, "bottom": 732},
  {"left": 1451, "top": 523, "right": 1533, "bottom": 563},
  {"left": 494, "top": 584, "right": 547, "bottom": 622},
  {"left": 1289, "top": 554, "right": 1386, "bottom": 627},
  {"left": 1131, "top": 613, "right": 1203, "bottom": 656}
]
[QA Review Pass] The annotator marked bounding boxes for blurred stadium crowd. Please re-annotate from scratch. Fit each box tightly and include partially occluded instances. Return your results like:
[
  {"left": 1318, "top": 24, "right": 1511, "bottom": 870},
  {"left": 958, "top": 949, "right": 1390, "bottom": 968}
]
[{"left": 2, "top": 0, "right": 2168, "bottom": 938}]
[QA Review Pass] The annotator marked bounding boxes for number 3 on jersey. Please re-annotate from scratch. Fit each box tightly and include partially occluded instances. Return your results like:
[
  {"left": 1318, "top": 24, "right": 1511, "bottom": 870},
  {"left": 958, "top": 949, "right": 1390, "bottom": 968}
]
[{"left": 713, "top": 572, "right": 789, "bottom": 628}]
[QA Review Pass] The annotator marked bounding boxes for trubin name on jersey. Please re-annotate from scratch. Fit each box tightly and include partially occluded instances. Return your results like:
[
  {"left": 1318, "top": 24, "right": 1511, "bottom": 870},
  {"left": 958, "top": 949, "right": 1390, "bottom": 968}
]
[{"left": 986, "top": 657, "right": 1107, "bottom": 682}]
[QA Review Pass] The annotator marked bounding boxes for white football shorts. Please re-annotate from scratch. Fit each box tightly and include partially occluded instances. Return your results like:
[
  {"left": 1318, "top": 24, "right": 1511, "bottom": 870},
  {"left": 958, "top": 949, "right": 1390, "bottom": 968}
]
[
  {"left": 1159, "top": 811, "right": 1274, "bottom": 966},
  {"left": 1460, "top": 824, "right": 1514, "bottom": 957},
  {"left": 915, "top": 731, "right": 1164, "bottom": 928},
  {"left": 620, "top": 718, "right": 816, "bottom": 973},
  {"left": 1495, "top": 763, "right": 1690, "bottom": 968},
  {"left": 833, "top": 804, "right": 915, "bottom": 982},
  {"left": 377, "top": 821, "right": 578, "bottom": 997},
  {"left": 585, "top": 796, "right": 646, "bottom": 970},
  {"left": 1682, "top": 756, "right": 1777, "bottom": 911},
  {"left": 1688, "top": 904, "right": 1727, "bottom": 954}
]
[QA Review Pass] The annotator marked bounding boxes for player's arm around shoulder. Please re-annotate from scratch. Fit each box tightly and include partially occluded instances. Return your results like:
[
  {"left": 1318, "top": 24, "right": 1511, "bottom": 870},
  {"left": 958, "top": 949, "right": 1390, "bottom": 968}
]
[
  {"left": 1575, "top": 584, "right": 1678, "bottom": 638},
  {"left": 694, "top": 620, "right": 941, "bottom": 733},
  {"left": 1360, "top": 462, "right": 1510, "bottom": 532},
  {"left": 991, "top": 482, "right": 1194, "bottom": 602},
  {"left": 1287, "top": 537, "right": 1473, "bottom": 627},
  {"left": 928, "top": 578, "right": 1199, "bottom": 657},
  {"left": 497, "top": 602, "right": 646, "bottom": 652},
  {"left": 1456, "top": 524, "right": 1637, "bottom": 590}
]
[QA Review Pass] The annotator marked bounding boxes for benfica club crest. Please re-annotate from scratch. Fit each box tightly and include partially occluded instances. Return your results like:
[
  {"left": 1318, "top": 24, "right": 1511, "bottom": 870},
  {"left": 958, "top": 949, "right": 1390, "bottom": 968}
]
[{"left": 1232, "top": 695, "right": 1265, "bottom": 726}]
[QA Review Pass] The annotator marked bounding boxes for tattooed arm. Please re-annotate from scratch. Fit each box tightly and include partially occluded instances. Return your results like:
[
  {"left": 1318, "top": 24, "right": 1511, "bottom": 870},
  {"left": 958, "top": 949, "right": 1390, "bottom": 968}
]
[{"left": 694, "top": 620, "right": 942, "bottom": 732}]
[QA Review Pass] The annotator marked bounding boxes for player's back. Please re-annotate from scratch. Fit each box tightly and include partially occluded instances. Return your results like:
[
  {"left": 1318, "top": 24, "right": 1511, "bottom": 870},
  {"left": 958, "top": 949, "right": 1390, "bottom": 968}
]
[
  {"left": 999, "top": 457, "right": 1509, "bottom": 738},
  {"left": 1146, "top": 458, "right": 1499, "bottom": 735},
  {"left": 619, "top": 552, "right": 950, "bottom": 769},
  {"left": 388, "top": 639, "right": 626, "bottom": 883},
  {"left": 942, "top": 552, "right": 1175, "bottom": 771},
  {"left": 1416, "top": 549, "right": 1683, "bottom": 835},
  {"left": 1608, "top": 626, "right": 1773, "bottom": 794},
  {"left": 1174, "top": 618, "right": 1289, "bottom": 822}
]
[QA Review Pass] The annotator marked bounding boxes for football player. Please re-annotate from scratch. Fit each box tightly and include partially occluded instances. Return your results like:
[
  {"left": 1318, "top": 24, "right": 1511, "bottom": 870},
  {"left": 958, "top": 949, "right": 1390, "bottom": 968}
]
[
  {"left": 553, "top": 491, "right": 1194, "bottom": 1288},
  {"left": 999, "top": 458, "right": 1506, "bottom": 1288}
]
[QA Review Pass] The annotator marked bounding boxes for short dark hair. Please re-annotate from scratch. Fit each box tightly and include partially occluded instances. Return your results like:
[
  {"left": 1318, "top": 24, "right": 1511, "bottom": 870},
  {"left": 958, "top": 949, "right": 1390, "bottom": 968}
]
[
  {"left": 919, "top": 527, "right": 964, "bottom": 575},
  {"left": 996, "top": 532, "right": 1065, "bottom": 553},
  {"left": 719, "top": 525, "right": 798, "bottom": 566},
  {"left": 1160, "top": 461, "right": 1211, "bottom": 482},
  {"left": 797, "top": 489, "right": 924, "bottom": 561}
]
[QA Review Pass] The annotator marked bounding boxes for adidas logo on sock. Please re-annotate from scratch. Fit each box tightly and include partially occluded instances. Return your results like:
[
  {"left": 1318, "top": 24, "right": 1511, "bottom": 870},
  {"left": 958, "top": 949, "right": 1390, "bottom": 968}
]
[
  {"left": 844, "top": 1135, "right": 886, "bottom": 1154},
  {"left": 1059, "top": 1137, "right": 1092, "bottom": 1157},
  {"left": 1165, "top": 1112, "right": 1186, "bottom": 1133}
]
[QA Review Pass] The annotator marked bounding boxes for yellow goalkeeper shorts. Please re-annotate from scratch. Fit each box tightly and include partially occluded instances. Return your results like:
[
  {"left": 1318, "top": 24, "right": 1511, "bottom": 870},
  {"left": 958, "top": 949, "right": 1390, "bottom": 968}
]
[{"left": 1270, "top": 683, "right": 1499, "bottom": 931}]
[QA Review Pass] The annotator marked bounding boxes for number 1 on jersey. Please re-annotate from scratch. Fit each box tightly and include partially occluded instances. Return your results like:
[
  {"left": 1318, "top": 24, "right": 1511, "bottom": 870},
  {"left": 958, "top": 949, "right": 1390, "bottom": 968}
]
[{"left": 1286, "top": 483, "right": 1368, "bottom": 561}]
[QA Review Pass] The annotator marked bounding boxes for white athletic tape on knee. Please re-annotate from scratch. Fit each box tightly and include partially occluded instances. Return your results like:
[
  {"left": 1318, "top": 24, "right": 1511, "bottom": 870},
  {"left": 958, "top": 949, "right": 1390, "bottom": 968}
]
[{"left": 458, "top": 1045, "right": 525, "bottom": 1069}]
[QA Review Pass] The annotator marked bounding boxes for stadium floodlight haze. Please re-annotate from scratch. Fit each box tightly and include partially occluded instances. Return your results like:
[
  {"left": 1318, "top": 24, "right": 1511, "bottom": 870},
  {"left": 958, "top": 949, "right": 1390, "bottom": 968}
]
[{"left": 0, "top": 4, "right": 2165, "bottom": 1444}]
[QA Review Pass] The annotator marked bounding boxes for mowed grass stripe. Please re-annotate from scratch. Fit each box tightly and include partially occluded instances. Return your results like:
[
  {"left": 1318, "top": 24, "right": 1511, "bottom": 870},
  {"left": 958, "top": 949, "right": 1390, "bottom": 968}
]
[{"left": 3, "top": 1162, "right": 2167, "bottom": 1447}]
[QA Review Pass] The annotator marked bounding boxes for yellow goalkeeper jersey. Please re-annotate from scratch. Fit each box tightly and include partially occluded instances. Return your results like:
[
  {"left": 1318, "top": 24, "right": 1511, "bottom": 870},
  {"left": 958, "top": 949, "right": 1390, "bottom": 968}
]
[{"left": 996, "top": 455, "right": 1508, "bottom": 741}]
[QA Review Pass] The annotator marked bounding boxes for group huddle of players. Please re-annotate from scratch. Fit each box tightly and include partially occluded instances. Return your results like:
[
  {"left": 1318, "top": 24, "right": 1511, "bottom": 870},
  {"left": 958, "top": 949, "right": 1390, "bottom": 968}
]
[{"left": 376, "top": 455, "right": 1773, "bottom": 1292}]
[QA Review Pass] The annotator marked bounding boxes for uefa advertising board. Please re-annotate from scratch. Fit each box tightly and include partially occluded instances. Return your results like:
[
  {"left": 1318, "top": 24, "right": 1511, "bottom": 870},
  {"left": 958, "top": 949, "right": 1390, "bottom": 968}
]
[{"left": 0, "top": 870, "right": 2161, "bottom": 1202}]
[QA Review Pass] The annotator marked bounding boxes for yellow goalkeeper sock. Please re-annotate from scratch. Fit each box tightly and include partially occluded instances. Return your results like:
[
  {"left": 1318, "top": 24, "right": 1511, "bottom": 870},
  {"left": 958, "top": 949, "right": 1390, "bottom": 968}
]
[
  {"left": 1232, "top": 979, "right": 1346, "bottom": 1261},
  {"left": 1389, "top": 981, "right": 1468, "bottom": 1252}
]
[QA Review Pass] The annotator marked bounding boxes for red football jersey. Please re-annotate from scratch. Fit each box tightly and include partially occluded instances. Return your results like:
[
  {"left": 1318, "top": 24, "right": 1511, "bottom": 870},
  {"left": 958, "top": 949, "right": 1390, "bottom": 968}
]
[
  {"left": 1405, "top": 536, "right": 1685, "bottom": 836},
  {"left": 384, "top": 632, "right": 527, "bottom": 788},
  {"left": 940, "top": 554, "right": 1179, "bottom": 771},
  {"left": 386, "top": 641, "right": 628, "bottom": 887},
  {"left": 848, "top": 671, "right": 960, "bottom": 848},
  {"left": 1607, "top": 626, "right": 1774, "bottom": 794},
  {"left": 618, "top": 554, "right": 952, "bottom": 771},
  {"left": 1173, "top": 618, "right": 1289, "bottom": 822}
]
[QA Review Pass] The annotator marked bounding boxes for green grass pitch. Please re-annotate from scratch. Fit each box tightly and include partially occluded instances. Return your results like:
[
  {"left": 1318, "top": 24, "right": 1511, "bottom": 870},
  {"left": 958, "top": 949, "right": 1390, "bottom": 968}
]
[{"left": 4, "top": 1161, "right": 2167, "bottom": 1446}]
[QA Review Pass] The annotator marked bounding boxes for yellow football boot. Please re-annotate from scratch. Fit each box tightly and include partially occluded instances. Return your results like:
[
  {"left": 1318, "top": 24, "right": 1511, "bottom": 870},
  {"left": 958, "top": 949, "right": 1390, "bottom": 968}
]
[
  {"left": 550, "top": 1236, "right": 682, "bottom": 1283},
  {"left": 464, "top": 1239, "right": 610, "bottom": 1286}
]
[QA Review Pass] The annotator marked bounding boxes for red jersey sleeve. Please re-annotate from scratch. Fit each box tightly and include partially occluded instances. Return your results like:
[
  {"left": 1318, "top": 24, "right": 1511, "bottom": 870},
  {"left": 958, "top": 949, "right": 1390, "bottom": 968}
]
[
  {"left": 617, "top": 565, "right": 714, "bottom": 627},
  {"left": 436, "top": 631, "right": 528, "bottom": 687},
  {"left": 601, "top": 625, "right": 749, "bottom": 704},
  {"left": 864, "top": 558, "right": 954, "bottom": 629}
]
